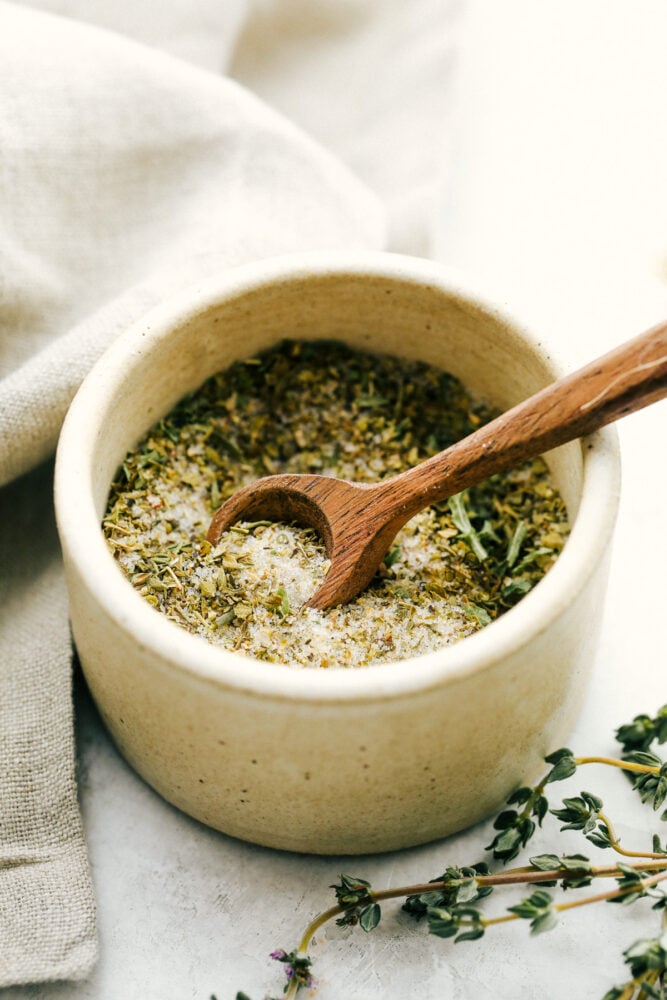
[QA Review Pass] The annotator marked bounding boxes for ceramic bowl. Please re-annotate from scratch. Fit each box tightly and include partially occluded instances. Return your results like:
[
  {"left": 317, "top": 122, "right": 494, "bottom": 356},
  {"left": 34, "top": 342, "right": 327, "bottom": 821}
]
[{"left": 55, "top": 251, "right": 620, "bottom": 855}]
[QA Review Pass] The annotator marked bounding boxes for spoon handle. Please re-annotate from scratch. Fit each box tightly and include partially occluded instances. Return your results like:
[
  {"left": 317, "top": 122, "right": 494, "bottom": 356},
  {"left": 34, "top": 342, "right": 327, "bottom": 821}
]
[{"left": 389, "top": 320, "right": 667, "bottom": 517}]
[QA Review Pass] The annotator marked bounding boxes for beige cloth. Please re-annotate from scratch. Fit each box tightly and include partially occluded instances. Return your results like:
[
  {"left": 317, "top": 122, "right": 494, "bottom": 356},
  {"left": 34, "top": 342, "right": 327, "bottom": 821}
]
[{"left": 0, "top": 0, "right": 459, "bottom": 986}]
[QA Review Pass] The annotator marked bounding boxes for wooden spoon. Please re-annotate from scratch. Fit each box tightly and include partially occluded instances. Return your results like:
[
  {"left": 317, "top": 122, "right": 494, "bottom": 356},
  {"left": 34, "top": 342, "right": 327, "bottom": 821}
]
[{"left": 208, "top": 321, "right": 667, "bottom": 610}]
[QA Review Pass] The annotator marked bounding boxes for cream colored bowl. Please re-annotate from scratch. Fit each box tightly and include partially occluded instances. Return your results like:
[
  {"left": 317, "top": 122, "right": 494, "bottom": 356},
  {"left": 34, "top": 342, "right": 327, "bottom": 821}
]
[{"left": 55, "top": 252, "right": 620, "bottom": 855}]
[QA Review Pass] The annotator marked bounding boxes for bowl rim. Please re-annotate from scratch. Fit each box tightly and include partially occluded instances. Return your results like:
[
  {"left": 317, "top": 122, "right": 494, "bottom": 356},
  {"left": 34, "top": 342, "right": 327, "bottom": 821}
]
[{"left": 54, "top": 249, "right": 621, "bottom": 704}]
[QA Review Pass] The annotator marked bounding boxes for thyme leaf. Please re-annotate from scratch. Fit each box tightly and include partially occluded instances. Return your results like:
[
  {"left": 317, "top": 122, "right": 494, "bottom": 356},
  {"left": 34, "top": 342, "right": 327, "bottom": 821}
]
[{"left": 508, "top": 889, "right": 557, "bottom": 934}]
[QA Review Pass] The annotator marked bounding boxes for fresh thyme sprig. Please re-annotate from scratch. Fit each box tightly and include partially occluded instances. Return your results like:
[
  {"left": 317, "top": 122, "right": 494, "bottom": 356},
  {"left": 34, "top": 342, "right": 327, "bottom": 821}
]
[{"left": 235, "top": 705, "right": 667, "bottom": 1000}]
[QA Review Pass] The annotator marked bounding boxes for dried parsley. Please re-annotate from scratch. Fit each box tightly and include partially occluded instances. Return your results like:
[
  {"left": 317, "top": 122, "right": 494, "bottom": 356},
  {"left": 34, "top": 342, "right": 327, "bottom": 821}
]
[{"left": 103, "top": 339, "right": 569, "bottom": 668}]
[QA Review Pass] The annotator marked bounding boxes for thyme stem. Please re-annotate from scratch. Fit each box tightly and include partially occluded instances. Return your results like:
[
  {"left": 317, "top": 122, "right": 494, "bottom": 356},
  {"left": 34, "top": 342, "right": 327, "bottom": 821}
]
[
  {"left": 555, "top": 869, "right": 667, "bottom": 912},
  {"left": 575, "top": 756, "right": 660, "bottom": 776},
  {"left": 598, "top": 811, "right": 667, "bottom": 860},
  {"left": 470, "top": 870, "right": 667, "bottom": 933},
  {"left": 297, "top": 904, "right": 345, "bottom": 954},
  {"left": 480, "top": 860, "right": 667, "bottom": 886}
]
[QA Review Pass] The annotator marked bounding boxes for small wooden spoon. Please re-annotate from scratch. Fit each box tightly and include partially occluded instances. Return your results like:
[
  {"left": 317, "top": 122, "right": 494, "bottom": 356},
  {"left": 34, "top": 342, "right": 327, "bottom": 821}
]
[{"left": 208, "top": 321, "right": 667, "bottom": 609}]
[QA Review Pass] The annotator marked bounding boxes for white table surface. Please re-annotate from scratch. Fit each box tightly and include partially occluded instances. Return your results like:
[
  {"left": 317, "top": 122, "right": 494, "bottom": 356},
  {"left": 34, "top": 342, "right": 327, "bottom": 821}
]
[{"left": 5, "top": 3, "right": 667, "bottom": 998}]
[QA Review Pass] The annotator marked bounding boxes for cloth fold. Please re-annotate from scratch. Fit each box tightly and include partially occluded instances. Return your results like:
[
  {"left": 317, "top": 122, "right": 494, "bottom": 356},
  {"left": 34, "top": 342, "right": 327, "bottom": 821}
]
[
  {"left": 0, "top": 0, "right": 459, "bottom": 985},
  {"left": 0, "top": 460, "right": 96, "bottom": 984}
]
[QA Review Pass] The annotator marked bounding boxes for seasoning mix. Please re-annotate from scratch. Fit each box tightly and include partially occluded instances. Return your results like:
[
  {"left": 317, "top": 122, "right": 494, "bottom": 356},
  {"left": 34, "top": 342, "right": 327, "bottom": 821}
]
[{"left": 103, "top": 340, "right": 569, "bottom": 668}]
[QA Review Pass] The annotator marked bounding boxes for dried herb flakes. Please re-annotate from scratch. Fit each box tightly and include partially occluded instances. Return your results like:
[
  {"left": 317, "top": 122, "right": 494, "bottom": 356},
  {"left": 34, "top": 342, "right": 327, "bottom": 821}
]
[{"left": 103, "top": 340, "right": 569, "bottom": 668}]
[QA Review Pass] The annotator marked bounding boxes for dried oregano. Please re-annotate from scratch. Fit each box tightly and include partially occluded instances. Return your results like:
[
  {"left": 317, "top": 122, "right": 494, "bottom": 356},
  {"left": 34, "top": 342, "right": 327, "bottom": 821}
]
[{"left": 103, "top": 339, "right": 569, "bottom": 668}]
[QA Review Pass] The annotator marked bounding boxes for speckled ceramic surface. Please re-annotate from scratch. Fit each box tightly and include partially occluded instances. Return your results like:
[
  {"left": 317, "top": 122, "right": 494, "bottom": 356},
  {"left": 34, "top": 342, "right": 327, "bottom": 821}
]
[{"left": 54, "top": 252, "right": 620, "bottom": 854}]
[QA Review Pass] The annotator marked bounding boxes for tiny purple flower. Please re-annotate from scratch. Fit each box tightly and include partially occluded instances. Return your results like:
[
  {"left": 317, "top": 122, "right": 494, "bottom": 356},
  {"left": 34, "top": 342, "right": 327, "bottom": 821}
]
[{"left": 270, "top": 948, "right": 316, "bottom": 992}]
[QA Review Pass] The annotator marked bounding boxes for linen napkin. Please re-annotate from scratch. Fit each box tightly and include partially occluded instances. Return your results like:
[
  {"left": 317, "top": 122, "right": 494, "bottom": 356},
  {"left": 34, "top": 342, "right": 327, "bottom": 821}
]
[{"left": 0, "top": 0, "right": 459, "bottom": 985}]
